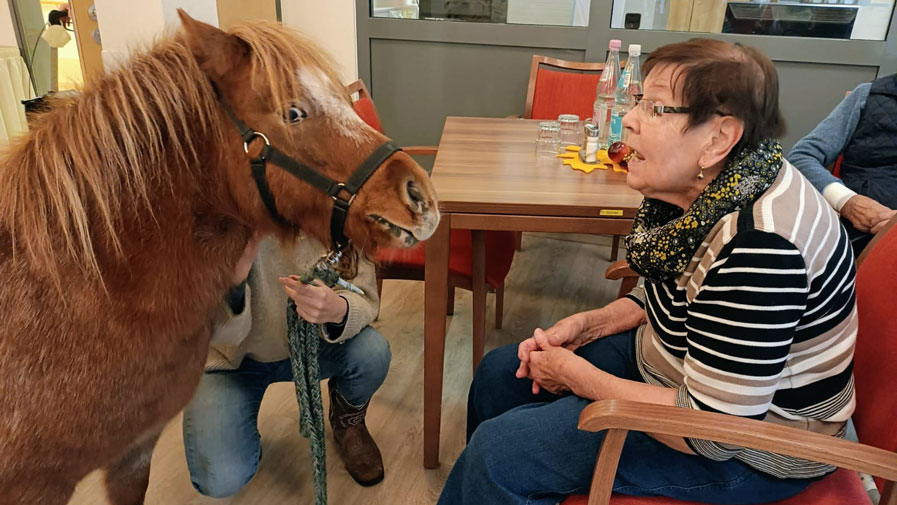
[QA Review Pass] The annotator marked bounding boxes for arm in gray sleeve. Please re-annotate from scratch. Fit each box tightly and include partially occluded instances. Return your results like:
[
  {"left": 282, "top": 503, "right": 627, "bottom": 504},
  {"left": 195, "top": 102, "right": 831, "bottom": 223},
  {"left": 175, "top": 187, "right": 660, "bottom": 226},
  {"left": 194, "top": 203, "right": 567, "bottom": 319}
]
[{"left": 787, "top": 83, "right": 870, "bottom": 207}]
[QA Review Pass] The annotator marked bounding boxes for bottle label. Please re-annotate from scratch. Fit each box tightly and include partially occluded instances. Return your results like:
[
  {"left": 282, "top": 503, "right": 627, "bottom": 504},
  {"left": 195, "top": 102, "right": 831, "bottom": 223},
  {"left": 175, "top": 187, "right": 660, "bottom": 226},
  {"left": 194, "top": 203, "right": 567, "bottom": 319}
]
[
  {"left": 609, "top": 113, "right": 623, "bottom": 143},
  {"left": 593, "top": 103, "right": 607, "bottom": 124}
]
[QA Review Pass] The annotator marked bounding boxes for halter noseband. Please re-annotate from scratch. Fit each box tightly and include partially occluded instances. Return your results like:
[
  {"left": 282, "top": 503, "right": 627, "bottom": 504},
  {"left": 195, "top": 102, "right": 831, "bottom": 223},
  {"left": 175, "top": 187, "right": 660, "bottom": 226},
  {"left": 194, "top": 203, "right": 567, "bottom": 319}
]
[{"left": 218, "top": 98, "right": 401, "bottom": 251}]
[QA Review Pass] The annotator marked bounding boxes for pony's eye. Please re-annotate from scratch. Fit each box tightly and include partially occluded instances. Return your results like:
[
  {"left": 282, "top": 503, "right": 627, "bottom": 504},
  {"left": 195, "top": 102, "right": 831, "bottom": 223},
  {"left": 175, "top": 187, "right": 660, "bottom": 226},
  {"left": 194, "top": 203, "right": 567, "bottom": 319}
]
[{"left": 284, "top": 106, "right": 307, "bottom": 124}]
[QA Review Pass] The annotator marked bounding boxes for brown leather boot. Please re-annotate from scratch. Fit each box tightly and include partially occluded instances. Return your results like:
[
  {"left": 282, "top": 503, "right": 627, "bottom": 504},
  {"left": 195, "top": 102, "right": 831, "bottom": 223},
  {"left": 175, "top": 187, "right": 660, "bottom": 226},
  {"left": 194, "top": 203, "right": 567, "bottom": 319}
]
[{"left": 328, "top": 380, "right": 385, "bottom": 486}]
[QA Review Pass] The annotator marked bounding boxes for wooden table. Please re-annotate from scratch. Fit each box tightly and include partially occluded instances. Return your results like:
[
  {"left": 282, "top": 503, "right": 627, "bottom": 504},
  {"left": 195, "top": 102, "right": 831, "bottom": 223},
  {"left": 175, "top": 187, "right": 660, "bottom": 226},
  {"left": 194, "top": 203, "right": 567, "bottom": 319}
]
[{"left": 422, "top": 117, "right": 644, "bottom": 468}]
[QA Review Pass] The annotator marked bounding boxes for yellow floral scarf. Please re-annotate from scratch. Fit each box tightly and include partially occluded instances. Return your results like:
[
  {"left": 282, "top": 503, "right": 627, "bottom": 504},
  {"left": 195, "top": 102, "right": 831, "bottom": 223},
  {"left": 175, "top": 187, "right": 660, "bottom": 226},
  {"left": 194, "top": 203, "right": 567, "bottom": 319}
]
[{"left": 624, "top": 139, "right": 783, "bottom": 282}]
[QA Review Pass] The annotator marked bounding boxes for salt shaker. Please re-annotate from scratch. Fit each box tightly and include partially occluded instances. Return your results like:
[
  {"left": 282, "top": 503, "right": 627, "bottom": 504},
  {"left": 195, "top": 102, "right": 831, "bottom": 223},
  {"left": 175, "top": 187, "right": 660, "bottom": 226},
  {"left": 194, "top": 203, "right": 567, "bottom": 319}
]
[{"left": 582, "top": 121, "right": 600, "bottom": 163}]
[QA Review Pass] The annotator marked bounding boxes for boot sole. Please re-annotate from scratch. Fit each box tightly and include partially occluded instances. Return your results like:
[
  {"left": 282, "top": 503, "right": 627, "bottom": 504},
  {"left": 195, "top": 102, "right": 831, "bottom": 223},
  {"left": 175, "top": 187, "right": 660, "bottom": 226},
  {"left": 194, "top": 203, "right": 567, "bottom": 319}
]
[{"left": 350, "top": 472, "right": 384, "bottom": 487}]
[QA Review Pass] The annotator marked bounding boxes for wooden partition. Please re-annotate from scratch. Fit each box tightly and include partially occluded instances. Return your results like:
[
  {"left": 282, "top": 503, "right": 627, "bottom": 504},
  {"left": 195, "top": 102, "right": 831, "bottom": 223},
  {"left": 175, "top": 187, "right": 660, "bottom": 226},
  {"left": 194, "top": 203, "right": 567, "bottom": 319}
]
[
  {"left": 217, "top": 0, "right": 277, "bottom": 30},
  {"left": 68, "top": 0, "right": 104, "bottom": 84}
]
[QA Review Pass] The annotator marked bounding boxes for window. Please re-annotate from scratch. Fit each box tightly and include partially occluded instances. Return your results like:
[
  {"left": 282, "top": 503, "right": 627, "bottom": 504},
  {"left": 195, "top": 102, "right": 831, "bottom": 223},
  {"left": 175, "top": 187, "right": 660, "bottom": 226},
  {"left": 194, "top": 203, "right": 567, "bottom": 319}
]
[
  {"left": 610, "top": 0, "right": 893, "bottom": 40},
  {"left": 372, "top": 0, "right": 591, "bottom": 27}
]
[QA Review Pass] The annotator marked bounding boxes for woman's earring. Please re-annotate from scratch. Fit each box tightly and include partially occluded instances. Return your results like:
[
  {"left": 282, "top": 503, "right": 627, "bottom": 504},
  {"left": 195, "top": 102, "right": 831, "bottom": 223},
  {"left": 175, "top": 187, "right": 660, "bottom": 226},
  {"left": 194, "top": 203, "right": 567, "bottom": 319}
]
[{"left": 697, "top": 166, "right": 705, "bottom": 180}]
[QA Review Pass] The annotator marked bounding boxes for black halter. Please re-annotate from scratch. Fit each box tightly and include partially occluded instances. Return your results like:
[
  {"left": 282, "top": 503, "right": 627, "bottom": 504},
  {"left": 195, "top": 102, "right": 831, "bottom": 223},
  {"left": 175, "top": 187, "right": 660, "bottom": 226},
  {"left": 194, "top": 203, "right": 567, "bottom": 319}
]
[{"left": 218, "top": 99, "right": 401, "bottom": 251}]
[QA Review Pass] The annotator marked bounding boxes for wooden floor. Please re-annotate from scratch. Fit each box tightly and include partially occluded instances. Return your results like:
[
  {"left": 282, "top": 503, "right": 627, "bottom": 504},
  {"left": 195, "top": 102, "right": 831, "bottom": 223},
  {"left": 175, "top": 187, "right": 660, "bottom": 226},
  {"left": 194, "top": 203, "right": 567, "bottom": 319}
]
[{"left": 68, "top": 233, "right": 621, "bottom": 505}]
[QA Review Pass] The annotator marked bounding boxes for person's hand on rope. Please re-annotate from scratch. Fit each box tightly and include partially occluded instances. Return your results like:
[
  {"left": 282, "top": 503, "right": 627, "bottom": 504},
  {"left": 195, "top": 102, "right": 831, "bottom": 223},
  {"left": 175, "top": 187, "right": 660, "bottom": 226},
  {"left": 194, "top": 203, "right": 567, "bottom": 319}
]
[
  {"left": 231, "top": 231, "right": 263, "bottom": 285},
  {"left": 280, "top": 277, "right": 349, "bottom": 324}
]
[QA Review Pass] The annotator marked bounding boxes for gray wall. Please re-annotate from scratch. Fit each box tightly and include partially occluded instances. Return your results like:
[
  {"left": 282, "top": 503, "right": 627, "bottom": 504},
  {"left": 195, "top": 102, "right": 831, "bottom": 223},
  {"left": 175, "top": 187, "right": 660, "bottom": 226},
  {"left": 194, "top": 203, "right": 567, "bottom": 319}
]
[{"left": 357, "top": 0, "right": 897, "bottom": 153}]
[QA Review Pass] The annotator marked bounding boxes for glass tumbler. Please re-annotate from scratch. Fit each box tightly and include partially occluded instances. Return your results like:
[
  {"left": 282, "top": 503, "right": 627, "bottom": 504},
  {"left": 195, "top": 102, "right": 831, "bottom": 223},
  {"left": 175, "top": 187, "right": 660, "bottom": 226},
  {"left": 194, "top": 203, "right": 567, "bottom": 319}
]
[
  {"left": 557, "top": 114, "right": 581, "bottom": 151},
  {"left": 535, "top": 120, "right": 561, "bottom": 158}
]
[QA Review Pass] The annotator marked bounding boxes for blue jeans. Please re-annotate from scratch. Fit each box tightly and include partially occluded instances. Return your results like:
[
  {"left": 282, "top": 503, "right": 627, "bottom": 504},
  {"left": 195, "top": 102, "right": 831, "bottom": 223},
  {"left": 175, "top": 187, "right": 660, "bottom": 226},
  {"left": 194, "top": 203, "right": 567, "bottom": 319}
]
[
  {"left": 182, "top": 326, "right": 390, "bottom": 497},
  {"left": 438, "top": 330, "right": 819, "bottom": 505}
]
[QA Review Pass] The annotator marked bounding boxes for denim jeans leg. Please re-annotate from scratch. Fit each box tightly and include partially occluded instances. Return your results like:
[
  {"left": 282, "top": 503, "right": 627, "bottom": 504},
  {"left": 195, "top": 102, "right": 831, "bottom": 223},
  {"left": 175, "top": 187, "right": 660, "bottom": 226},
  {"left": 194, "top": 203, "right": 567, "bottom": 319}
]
[
  {"left": 182, "top": 358, "right": 272, "bottom": 498},
  {"left": 441, "top": 329, "right": 817, "bottom": 505},
  {"left": 441, "top": 394, "right": 602, "bottom": 505},
  {"left": 611, "top": 431, "right": 818, "bottom": 504},
  {"left": 316, "top": 326, "right": 391, "bottom": 406},
  {"left": 467, "top": 330, "right": 639, "bottom": 439}
]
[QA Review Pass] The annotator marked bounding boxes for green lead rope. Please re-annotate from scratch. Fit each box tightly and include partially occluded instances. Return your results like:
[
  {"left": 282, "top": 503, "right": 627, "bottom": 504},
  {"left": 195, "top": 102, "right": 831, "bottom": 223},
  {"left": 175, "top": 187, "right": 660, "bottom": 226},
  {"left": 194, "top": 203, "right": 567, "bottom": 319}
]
[{"left": 286, "top": 257, "right": 344, "bottom": 505}]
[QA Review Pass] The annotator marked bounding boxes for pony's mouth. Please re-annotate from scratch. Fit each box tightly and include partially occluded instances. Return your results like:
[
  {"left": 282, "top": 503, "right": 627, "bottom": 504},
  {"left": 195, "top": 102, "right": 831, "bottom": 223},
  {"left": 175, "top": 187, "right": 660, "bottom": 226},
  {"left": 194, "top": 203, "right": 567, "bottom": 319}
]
[{"left": 369, "top": 214, "right": 420, "bottom": 247}]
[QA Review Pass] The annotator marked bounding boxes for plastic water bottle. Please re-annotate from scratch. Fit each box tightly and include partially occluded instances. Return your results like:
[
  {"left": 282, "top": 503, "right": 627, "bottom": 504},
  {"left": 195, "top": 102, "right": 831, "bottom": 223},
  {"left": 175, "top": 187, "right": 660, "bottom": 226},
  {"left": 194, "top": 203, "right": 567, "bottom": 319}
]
[
  {"left": 593, "top": 39, "right": 621, "bottom": 150},
  {"left": 609, "top": 44, "right": 643, "bottom": 144}
]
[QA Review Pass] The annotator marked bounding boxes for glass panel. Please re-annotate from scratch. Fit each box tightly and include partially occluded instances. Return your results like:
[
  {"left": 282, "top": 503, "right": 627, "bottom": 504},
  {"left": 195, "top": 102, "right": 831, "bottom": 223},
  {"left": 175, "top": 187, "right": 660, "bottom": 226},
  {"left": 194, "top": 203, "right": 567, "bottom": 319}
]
[
  {"left": 371, "top": 0, "right": 591, "bottom": 27},
  {"left": 609, "top": 0, "right": 894, "bottom": 41}
]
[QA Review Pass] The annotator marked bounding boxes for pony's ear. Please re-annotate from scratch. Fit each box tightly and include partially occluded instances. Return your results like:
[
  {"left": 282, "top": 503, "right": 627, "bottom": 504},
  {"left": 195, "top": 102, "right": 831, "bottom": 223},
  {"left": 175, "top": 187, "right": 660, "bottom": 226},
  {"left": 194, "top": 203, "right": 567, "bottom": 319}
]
[{"left": 177, "top": 9, "right": 248, "bottom": 82}]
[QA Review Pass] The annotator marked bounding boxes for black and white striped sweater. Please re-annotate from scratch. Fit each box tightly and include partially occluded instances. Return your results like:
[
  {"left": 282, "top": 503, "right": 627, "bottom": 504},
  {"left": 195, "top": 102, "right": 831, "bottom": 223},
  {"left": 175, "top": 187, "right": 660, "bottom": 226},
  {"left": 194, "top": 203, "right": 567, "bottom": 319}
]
[{"left": 629, "top": 161, "right": 857, "bottom": 479}]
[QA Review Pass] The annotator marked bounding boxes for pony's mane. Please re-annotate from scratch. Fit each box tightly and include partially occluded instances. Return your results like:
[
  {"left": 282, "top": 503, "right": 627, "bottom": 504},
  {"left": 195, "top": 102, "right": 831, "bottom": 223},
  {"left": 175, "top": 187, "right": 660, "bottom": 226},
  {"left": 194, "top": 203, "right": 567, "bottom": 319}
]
[{"left": 0, "top": 21, "right": 343, "bottom": 286}]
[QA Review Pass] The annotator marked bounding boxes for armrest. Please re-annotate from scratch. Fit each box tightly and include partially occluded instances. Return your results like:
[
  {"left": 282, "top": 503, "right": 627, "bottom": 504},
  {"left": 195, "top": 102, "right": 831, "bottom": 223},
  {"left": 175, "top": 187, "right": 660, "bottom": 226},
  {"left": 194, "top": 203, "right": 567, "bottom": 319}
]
[
  {"left": 604, "top": 260, "right": 637, "bottom": 280},
  {"left": 578, "top": 399, "right": 897, "bottom": 482},
  {"left": 604, "top": 260, "right": 639, "bottom": 299},
  {"left": 403, "top": 146, "right": 438, "bottom": 156}
]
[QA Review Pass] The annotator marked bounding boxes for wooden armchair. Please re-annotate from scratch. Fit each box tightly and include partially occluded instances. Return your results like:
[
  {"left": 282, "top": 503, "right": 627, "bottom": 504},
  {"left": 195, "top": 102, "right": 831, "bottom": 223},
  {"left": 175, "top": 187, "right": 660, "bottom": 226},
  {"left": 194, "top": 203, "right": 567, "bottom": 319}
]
[
  {"left": 566, "top": 213, "right": 897, "bottom": 505},
  {"left": 604, "top": 261, "right": 638, "bottom": 299}
]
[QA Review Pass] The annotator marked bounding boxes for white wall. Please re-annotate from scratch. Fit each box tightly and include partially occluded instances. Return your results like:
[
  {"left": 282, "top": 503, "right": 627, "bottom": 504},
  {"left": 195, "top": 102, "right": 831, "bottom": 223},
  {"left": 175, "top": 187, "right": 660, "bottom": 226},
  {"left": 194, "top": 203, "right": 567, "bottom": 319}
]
[
  {"left": 94, "top": 0, "right": 359, "bottom": 79},
  {"left": 94, "top": 0, "right": 217, "bottom": 70},
  {"left": 0, "top": 0, "right": 18, "bottom": 47},
  {"left": 281, "top": 0, "right": 358, "bottom": 85},
  {"left": 161, "top": 0, "right": 218, "bottom": 31}
]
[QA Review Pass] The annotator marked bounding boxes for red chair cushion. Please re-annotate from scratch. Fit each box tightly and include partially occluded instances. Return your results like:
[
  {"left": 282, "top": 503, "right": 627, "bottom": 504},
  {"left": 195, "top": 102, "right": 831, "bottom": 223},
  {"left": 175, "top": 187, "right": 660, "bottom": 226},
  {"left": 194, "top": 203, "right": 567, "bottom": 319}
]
[
  {"left": 352, "top": 96, "right": 384, "bottom": 134},
  {"left": 374, "top": 230, "right": 515, "bottom": 290},
  {"left": 531, "top": 67, "right": 601, "bottom": 121},
  {"left": 561, "top": 468, "right": 870, "bottom": 505},
  {"left": 853, "top": 216, "right": 897, "bottom": 491}
]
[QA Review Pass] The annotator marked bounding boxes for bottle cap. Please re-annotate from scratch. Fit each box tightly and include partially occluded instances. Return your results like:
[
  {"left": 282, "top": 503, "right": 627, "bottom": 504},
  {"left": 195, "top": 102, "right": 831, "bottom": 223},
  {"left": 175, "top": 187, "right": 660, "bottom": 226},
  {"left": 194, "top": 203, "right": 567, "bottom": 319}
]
[
  {"left": 629, "top": 44, "right": 641, "bottom": 56},
  {"left": 609, "top": 39, "right": 621, "bottom": 50}
]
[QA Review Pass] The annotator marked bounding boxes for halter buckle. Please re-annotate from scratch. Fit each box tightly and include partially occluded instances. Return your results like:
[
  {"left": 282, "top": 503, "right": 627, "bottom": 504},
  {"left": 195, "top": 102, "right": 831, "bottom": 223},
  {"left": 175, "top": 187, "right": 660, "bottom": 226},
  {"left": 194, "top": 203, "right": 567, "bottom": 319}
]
[
  {"left": 332, "top": 183, "right": 357, "bottom": 207},
  {"left": 243, "top": 131, "right": 270, "bottom": 155}
]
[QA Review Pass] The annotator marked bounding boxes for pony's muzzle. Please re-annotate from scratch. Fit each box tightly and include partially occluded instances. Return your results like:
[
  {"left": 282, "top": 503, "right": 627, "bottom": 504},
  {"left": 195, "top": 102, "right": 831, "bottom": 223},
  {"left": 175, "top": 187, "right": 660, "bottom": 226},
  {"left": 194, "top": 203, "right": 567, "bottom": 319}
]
[
  {"left": 404, "top": 180, "right": 440, "bottom": 242},
  {"left": 412, "top": 207, "right": 440, "bottom": 242}
]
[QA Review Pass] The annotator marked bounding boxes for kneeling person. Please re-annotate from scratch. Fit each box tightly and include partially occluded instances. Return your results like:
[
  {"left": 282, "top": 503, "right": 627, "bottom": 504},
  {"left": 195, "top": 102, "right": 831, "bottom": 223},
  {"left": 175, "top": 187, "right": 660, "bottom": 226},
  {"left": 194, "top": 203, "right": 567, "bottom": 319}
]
[{"left": 182, "top": 234, "right": 390, "bottom": 497}]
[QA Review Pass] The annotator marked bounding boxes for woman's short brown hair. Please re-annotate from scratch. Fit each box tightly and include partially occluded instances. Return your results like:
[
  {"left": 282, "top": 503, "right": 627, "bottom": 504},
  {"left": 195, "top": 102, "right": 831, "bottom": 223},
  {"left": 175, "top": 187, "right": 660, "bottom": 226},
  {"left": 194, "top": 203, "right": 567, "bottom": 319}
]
[{"left": 643, "top": 39, "right": 785, "bottom": 157}]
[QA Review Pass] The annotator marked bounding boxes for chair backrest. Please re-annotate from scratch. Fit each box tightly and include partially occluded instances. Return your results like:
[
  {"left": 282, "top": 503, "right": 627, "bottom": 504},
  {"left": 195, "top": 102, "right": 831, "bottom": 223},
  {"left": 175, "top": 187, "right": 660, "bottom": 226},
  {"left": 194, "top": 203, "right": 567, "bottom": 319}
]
[
  {"left": 346, "top": 79, "right": 385, "bottom": 134},
  {"left": 852, "top": 213, "right": 897, "bottom": 472},
  {"left": 524, "top": 55, "right": 605, "bottom": 121}
]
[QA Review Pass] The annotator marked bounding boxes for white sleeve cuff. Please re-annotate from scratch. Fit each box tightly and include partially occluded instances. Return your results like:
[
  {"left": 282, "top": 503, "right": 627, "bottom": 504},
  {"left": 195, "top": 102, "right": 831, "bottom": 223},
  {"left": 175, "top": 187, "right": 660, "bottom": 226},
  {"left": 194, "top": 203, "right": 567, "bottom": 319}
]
[{"left": 822, "top": 182, "right": 857, "bottom": 212}]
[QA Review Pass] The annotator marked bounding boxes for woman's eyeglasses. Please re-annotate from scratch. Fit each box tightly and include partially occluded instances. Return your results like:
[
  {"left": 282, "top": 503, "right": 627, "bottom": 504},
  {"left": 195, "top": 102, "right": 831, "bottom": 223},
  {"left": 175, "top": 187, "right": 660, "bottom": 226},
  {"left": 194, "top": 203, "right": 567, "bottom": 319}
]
[
  {"left": 634, "top": 96, "right": 727, "bottom": 119},
  {"left": 634, "top": 96, "right": 690, "bottom": 118}
]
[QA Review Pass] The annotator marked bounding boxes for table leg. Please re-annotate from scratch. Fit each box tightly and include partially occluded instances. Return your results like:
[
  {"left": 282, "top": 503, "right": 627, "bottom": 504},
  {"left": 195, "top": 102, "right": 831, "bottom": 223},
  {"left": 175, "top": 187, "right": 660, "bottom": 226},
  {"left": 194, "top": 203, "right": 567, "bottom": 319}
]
[
  {"left": 472, "top": 230, "right": 486, "bottom": 373},
  {"left": 424, "top": 215, "right": 451, "bottom": 469}
]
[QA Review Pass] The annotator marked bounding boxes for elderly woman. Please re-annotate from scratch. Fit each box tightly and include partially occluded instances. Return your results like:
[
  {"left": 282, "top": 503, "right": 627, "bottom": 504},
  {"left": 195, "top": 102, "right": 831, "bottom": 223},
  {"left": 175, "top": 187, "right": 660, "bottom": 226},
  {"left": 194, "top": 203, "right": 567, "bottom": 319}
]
[{"left": 438, "top": 39, "right": 856, "bottom": 505}]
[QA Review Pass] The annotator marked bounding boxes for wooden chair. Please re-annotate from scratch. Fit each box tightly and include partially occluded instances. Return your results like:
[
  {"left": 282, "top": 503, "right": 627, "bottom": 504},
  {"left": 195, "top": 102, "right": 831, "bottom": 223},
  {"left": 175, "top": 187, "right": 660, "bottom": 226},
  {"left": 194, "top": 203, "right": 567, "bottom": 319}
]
[
  {"left": 347, "top": 80, "right": 517, "bottom": 370},
  {"left": 524, "top": 55, "right": 606, "bottom": 122},
  {"left": 521, "top": 55, "right": 624, "bottom": 262},
  {"left": 564, "top": 213, "right": 897, "bottom": 505},
  {"left": 604, "top": 260, "right": 638, "bottom": 299}
]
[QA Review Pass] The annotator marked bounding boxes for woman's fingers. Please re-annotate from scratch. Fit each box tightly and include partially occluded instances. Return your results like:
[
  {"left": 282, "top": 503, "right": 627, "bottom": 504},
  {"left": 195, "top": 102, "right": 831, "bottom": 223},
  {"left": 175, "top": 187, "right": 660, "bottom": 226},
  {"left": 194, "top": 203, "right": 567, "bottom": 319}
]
[{"left": 533, "top": 328, "right": 552, "bottom": 350}]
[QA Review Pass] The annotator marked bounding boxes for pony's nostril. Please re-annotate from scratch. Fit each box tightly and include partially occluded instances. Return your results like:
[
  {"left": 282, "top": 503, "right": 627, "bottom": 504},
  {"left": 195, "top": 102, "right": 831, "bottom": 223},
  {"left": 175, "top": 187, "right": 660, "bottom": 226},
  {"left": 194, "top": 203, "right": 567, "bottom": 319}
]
[{"left": 407, "top": 181, "right": 425, "bottom": 209}]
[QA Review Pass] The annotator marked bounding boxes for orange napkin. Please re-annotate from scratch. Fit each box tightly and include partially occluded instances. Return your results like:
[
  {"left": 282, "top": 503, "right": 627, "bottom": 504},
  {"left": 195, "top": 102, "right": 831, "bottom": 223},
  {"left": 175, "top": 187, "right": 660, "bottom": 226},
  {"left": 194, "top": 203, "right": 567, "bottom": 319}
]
[{"left": 557, "top": 145, "right": 627, "bottom": 174}]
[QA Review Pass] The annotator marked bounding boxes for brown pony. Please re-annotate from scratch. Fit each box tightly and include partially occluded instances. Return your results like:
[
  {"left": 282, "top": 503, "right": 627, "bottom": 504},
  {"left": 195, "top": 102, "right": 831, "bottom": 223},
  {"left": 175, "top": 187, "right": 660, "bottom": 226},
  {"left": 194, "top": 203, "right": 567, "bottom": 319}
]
[{"left": 0, "top": 11, "right": 438, "bottom": 505}]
